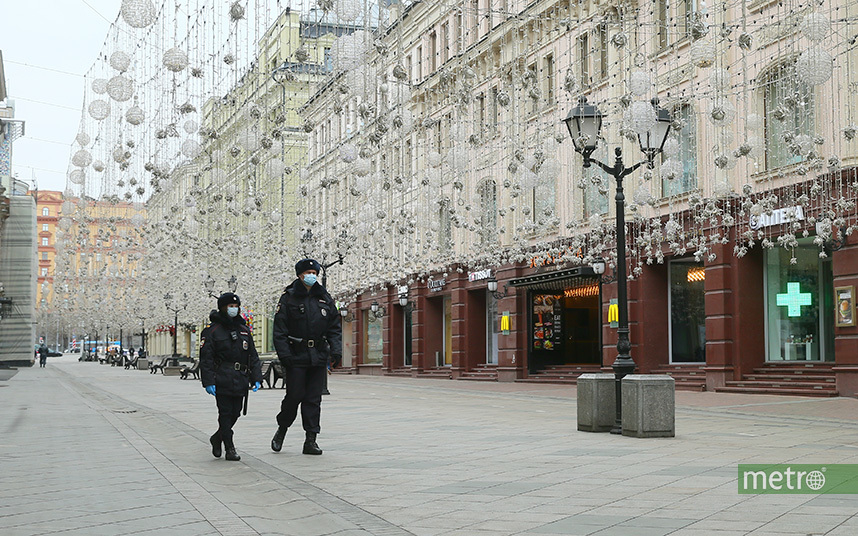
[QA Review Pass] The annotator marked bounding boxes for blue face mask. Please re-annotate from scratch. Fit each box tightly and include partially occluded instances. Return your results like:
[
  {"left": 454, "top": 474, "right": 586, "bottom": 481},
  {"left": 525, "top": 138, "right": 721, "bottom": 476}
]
[
  {"left": 227, "top": 306, "right": 239, "bottom": 318},
  {"left": 303, "top": 273, "right": 317, "bottom": 287}
]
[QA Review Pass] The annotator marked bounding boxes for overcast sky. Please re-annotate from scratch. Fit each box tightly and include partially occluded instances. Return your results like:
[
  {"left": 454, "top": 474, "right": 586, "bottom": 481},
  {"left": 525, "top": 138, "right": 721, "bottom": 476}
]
[{"left": 3, "top": 1, "right": 127, "bottom": 193}]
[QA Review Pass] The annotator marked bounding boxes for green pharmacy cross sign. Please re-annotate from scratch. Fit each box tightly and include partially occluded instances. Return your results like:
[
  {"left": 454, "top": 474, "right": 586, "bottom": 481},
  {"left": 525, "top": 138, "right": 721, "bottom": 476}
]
[{"left": 776, "top": 282, "right": 812, "bottom": 317}]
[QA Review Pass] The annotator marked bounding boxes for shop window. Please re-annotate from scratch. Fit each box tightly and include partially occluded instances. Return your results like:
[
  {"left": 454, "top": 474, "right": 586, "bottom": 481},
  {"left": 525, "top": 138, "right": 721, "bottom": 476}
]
[
  {"left": 669, "top": 260, "right": 706, "bottom": 362},
  {"left": 765, "top": 238, "right": 834, "bottom": 361},
  {"left": 662, "top": 104, "right": 698, "bottom": 197},
  {"left": 364, "top": 310, "right": 383, "bottom": 364},
  {"left": 764, "top": 61, "right": 814, "bottom": 170}
]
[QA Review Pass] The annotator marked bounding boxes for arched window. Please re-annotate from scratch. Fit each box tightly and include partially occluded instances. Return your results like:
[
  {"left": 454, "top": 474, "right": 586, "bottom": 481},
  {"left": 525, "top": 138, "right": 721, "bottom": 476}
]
[
  {"left": 763, "top": 61, "right": 814, "bottom": 170},
  {"left": 478, "top": 179, "right": 497, "bottom": 246},
  {"left": 42, "top": 207, "right": 50, "bottom": 216},
  {"left": 663, "top": 103, "right": 698, "bottom": 197}
]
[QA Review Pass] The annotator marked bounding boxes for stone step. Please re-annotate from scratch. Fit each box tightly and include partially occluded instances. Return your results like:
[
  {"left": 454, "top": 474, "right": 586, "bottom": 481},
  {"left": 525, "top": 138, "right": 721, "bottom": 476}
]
[
  {"left": 744, "top": 374, "right": 835, "bottom": 382},
  {"left": 726, "top": 380, "right": 837, "bottom": 390},
  {"left": 715, "top": 385, "right": 839, "bottom": 397},
  {"left": 458, "top": 375, "right": 498, "bottom": 382}
]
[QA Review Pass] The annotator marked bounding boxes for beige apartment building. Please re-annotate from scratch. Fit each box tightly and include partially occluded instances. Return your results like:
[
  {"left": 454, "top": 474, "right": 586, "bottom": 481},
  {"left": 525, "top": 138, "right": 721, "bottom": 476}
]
[{"left": 300, "top": 1, "right": 858, "bottom": 396}]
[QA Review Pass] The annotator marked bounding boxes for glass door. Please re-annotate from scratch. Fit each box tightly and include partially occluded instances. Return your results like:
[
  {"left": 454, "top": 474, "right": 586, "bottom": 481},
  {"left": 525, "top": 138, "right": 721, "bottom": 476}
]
[
  {"left": 764, "top": 238, "right": 834, "bottom": 361},
  {"left": 486, "top": 291, "right": 498, "bottom": 364},
  {"left": 668, "top": 260, "right": 706, "bottom": 363}
]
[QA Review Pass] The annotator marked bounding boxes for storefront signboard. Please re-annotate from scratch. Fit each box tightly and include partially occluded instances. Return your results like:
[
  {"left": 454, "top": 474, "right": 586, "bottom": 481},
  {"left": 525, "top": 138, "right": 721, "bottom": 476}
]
[
  {"left": 428, "top": 279, "right": 446, "bottom": 292},
  {"left": 608, "top": 299, "right": 619, "bottom": 328},
  {"left": 836, "top": 286, "right": 856, "bottom": 327},
  {"left": 749, "top": 205, "right": 804, "bottom": 230},
  {"left": 468, "top": 269, "right": 491, "bottom": 282}
]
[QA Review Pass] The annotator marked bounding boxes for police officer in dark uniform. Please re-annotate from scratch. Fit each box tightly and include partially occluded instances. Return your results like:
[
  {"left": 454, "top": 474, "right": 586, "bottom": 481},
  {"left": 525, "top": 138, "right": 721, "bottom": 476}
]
[
  {"left": 270, "top": 259, "right": 342, "bottom": 455},
  {"left": 200, "top": 292, "right": 262, "bottom": 461}
]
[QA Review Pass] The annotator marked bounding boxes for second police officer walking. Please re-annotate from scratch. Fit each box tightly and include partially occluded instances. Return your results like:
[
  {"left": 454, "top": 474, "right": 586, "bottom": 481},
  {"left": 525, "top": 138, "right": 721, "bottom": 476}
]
[
  {"left": 271, "top": 259, "right": 342, "bottom": 455},
  {"left": 200, "top": 292, "right": 262, "bottom": 461}
]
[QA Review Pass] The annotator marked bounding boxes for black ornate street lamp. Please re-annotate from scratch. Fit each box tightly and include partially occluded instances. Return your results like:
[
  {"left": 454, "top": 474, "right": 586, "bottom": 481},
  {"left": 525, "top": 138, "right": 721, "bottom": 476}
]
[
  {"left": 564, "top": 96, "right": 672, "bottom": 434},
  {"left": 164, "top": 292, "right": 188, "bottom": 360},
  {"left": 204, "top": 275, "right": 238, "bottom": 297}
]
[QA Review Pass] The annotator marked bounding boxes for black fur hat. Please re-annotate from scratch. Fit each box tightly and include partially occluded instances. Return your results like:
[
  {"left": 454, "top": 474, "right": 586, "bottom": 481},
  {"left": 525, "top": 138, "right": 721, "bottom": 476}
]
[{"left": 295, "top": 258, "right": 321, "bottom": 275}]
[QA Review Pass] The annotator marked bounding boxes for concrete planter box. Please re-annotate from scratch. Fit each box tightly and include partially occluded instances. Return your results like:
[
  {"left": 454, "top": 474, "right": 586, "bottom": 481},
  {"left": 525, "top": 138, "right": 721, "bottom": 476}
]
[
  {"left": 136, "top": 358, "right": 149, "bottom": 370},
  {"left": 577, "top": 373, "right": 616, "bottom": 432},
  {"left": 163, "top": 366, "right": 183, "bottom": 376},
  {"left": 622, "top": 375, "right": 675, "bottom": 438}
]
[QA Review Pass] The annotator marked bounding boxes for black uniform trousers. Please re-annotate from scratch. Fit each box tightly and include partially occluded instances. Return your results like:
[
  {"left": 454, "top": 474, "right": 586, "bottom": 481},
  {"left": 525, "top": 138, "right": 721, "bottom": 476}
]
[
  {"left": 276, "top": 365, "right": 326, "bottom": 434},
  {"left": 214, "top": 394, "right": 244, "bottom": 448}
]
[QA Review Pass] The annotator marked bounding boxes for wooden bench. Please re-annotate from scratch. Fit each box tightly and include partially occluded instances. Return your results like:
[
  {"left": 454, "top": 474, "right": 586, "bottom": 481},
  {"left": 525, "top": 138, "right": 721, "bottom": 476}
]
[
  {"left": 149, "top": 357, "right": 169, "bottom": 374},
  {"left": 180, "top": 359, "right": 200, "bottom": 380}
]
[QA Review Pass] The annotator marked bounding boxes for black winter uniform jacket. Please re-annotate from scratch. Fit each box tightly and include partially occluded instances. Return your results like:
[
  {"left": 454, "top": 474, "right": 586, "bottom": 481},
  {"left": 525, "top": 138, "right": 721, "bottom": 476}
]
[
  {"left": 200, "top": 311, "right": 263, "bottom": 397},
  {"left": 273, "top": 279, "right": 342, "bottom": 368}
]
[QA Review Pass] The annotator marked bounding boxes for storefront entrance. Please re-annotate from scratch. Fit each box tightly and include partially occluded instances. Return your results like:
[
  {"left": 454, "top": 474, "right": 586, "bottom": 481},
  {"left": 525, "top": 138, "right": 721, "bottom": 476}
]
[
  {"left": 765, "top": 238, "right": 835, "bottom": 361},
  {"left": 528, "top": 282, "right": 601, "bottom": 372}
]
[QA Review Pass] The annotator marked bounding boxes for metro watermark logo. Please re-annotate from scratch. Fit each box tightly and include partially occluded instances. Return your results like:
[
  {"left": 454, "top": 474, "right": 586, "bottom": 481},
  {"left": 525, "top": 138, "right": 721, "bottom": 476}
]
[{"left": 739, "top": 464, "right": 858, "bottom": 494}]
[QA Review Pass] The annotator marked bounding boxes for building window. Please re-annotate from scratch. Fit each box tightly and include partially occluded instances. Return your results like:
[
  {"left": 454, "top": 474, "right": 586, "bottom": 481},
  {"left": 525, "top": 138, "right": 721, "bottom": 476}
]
[
  {"left": 527, "top": 62, "right": 538, "bottom": 115},
  {"left": 577, "top": 33, "right": 589, "bottom": 89},
  {"left": 41, "top": 252, "right": 48, "bottom": 260},
  {"left": 489, "top": 87, "right": 499, "bottom": 136},
  {"left": 364, "top": 310, "right": 383, "bottom": 364},
  {"left": 42, "top": 223, "right": 49, "bottom": 231},
  {"left": 764, "top": 61, "right": 814, "bottom": 170},
  {"left": 456, "top": 12, "right": 463, "bottom": 54},
  {"left": 429, "top": 31, "right": 437, "bottom": 73},
  {"left": 324, "top": 48, "right": 332, "bottom": 71},
  {"left": 477, "top": 93, "right": 486, "bottom": 135},
  {"left": 657, "top": 0, "right": 698, "bottom": 49},
  {"left": 669, "top": 260, "right": 706, "bottom": 362},
  {"left": 41, "top": 237, "right": 49, "bottom": 246},
  {"left": 765, "top": 237, "right": 834, "bottom": 362},
  {"left": 479, "top": 179, "right": 497, "bottom": 246},
  {"left": 662, "top": 104, "right": 698, "bottom": 197},
  {"left": 583, "top": 168, "right": 609, "bottom": 219},
  {"left": 544, "top": 53, "right": 555, "bottom": 106},
  {"left": 42, "top": 207, "right": 49, "bottom": 216},
  {"left": 592, "top": 23, "right": 608, "bottom": 82},
  {"left": 441, "top": 22, "right": 450, "bottom": 64},
  {"left": 41, "top": 268, "right": 48, "bottom": 277},
  {"left": 416, "top": 46, "right": 422, "bottom": 82}
]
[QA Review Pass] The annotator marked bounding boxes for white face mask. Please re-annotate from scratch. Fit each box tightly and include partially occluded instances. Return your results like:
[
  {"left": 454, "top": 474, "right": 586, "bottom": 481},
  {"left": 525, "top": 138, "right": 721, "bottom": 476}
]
[{"left": 227, "top": 306, "right": 239, "bottom": 318}]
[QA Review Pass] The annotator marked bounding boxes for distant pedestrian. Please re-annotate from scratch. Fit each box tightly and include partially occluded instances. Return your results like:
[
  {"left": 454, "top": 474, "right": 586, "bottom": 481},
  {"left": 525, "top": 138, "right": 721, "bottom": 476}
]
[
  {"left": 199, "top": 293, "right": 262, "bottom": 461},
  {"left": 38, "top": 344, "right": 48, "bottom": 368},
  {"left": 270, "top": 259, "right": 342, "bottom": 456}
]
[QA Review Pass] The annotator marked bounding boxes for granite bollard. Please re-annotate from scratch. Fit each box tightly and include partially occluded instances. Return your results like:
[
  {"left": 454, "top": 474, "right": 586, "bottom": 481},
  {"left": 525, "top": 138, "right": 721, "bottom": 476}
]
[
  {"left": 577, "top": 373, "right": 617, "bottom": 432},
  {"left": 621, "top": 374, "right": 675, "bottom": 438}
]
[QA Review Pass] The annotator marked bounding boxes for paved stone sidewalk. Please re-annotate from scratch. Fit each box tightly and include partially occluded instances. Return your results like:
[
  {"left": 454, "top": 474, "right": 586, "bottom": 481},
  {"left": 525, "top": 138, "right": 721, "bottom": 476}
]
[{"left": 2, "top": 356, "right": 858, "bottom": 536}]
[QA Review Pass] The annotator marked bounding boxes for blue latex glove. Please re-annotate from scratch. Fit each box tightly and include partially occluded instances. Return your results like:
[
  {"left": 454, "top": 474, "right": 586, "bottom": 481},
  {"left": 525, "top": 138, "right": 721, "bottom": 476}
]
[
  {"left": 252, "top": 382, "right": 260, "bottom": 392},
  {"left": 205, "top": 385, "right": 216, "bottom": 396}
]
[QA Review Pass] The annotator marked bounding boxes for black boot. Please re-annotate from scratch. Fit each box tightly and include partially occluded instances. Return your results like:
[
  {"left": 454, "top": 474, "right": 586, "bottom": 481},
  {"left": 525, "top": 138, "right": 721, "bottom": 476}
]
[
  {"left": 271, "top": 427, "right": 287, "bottom": 452},
  {"left": 225, "top": 447, "right": 241, "bottom": 461},
  {"left": 303, "top": 432, "right": 322, "bottom": 455},
  {"left": 210, "top": 433, "right": 222, "bottom": 458}
]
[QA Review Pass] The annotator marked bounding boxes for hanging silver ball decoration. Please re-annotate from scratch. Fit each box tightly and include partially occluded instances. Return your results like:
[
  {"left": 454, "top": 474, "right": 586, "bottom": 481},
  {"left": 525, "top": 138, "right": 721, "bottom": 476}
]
[
  {"left": 339, "top": 143, "right": 358, "bottom": 163},
  {"left": 69, "top": 169, "right": 86, "bottom": 185},
  {"left": 295, "top": 47, "right": 310, "bottom": 63},
  {"left": 183, "top": 119, "right": 198, "bottom": 134},
  {"left": 126, "top": 105, "right": 144, "bottom": 126},
  {"left": 75, "top": 132, "right": 91, "bottom": 146},
  {"left": 92, "top": 160, "right": 105, "bottom": 172},
  {"left": 801, "top": 12, "right": 830, "bottom": 42},
  {"left": 181, "top": 139, "right": 202, "bottom": 159},
  {"left": 163, "top": 47, "right": 189, "bottom": 73},
  {"left": 109, "top": 51, "right": 131, "bottom": 72},
  {"left": 690, "top": 40, "right": 716, "bottom": 68},
  {"left": 229, "top": 1, "right": 245, "bottom": 21},
  {"left": 72, "top": 150, "right": 93, "bottom": 168},
  {"left": 88, "top": 100, "right": 110, "bottom": 120},
  {"left": 796, "top": 47, "right": 833, "bottom": 86},
  {"left": 107, "top": 75, "right": 134, "bottom": 102},
  {"left": 624, "top": 100, "right": 657, "bottom": 135},
  {"left": 628, "top": 71, "right": 650, "bottom": 96},
  {"left": 708, "top": 98, "right": 736, "bottom": 126},
  {"left": 120, "top": 0, "right": 156, "bottom": 28},
  {"left": 92, "top": 78, "right": 108, "bottom": 94}
]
